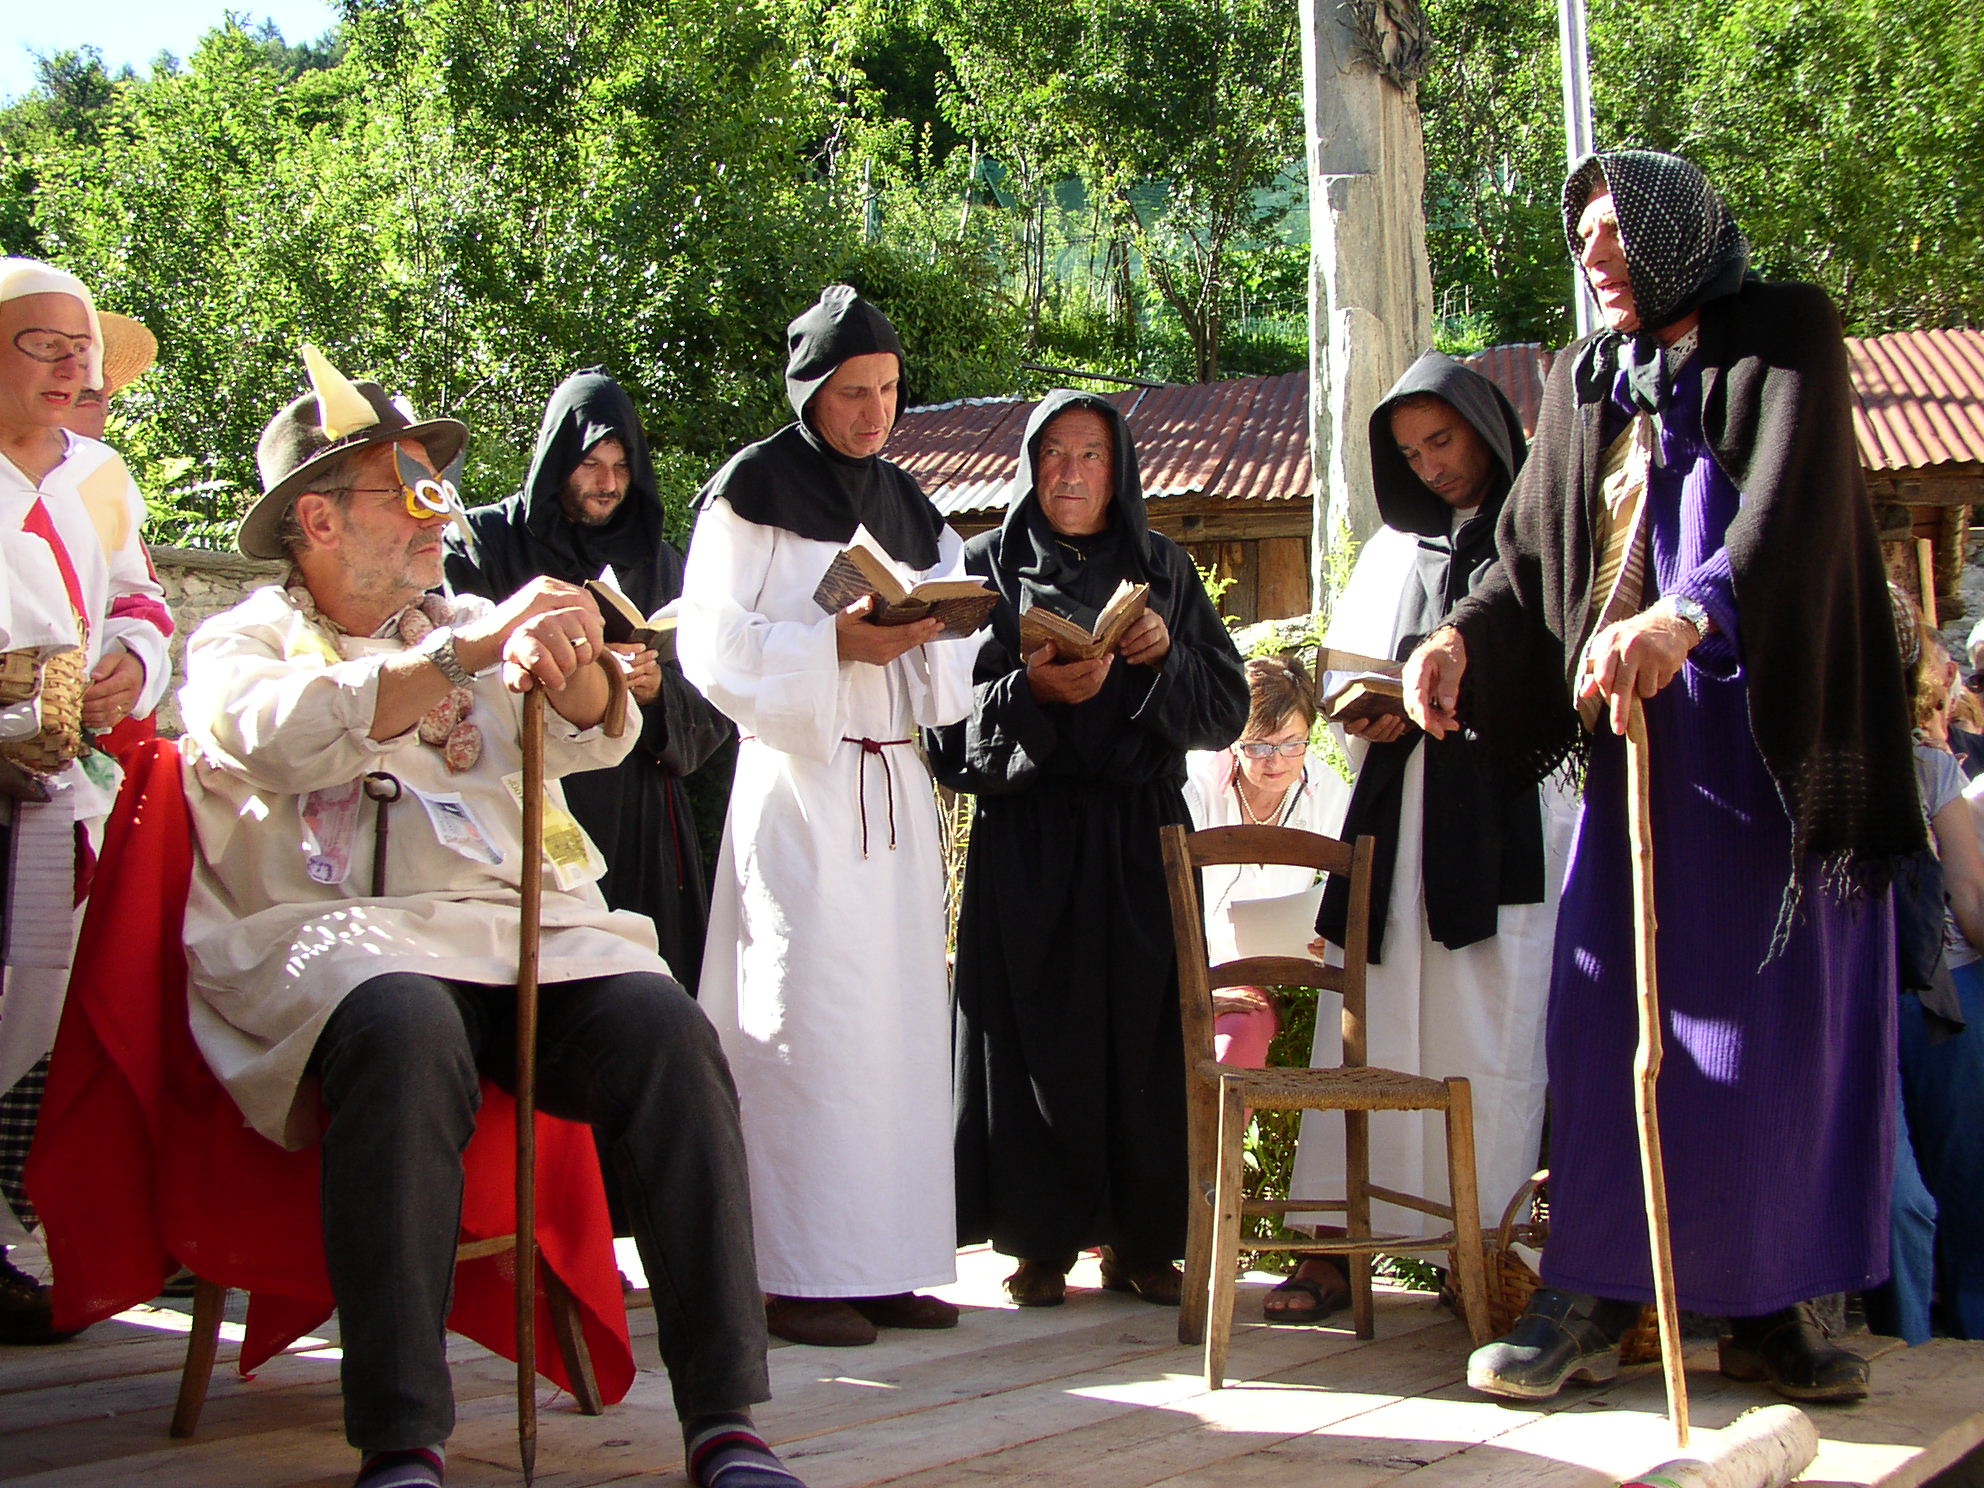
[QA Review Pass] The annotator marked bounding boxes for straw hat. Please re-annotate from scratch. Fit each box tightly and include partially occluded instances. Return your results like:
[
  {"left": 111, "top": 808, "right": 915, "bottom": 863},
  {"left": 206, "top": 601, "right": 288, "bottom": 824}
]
[{"left": 97, "top": 312, "right": 158, "bottom": 395}]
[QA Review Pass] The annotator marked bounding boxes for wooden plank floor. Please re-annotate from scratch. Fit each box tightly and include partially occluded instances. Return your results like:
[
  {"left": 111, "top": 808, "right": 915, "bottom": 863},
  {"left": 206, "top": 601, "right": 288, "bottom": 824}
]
[{"left": 4, "top": 1242, "right": 1981, "bottom": 1487}]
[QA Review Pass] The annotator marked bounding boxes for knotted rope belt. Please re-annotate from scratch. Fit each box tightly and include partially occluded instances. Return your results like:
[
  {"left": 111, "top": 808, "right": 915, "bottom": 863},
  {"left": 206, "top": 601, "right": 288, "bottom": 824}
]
[{"left": 843, "top": 737, "right": 913, "bottom": 857}]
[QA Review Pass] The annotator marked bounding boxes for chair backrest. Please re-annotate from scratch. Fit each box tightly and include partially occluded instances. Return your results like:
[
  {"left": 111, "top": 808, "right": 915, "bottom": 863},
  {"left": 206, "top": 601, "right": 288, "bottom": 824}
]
[{"left": 1160, "top": 822, "right": 1376, "bottom": 1070}]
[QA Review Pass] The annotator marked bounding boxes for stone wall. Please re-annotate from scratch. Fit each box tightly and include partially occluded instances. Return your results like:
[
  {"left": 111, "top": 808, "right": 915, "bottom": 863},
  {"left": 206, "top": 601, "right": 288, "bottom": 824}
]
[{"left": 149, "top": 545, "right": 285, "bottom": 735}]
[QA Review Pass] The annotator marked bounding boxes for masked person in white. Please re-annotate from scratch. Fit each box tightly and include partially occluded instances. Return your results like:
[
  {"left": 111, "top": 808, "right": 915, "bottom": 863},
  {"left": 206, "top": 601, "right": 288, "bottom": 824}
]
[
  {"left": 0, "top": 259, "right": 173, "bottom": 1344},
  {"left": 678, "top": 286, "right": 980, "bottom": 1348}
]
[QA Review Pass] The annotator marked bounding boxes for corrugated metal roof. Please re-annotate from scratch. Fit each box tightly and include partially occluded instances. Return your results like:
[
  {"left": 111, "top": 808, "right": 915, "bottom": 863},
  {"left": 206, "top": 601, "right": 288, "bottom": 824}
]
[
  {"left": 891, "top": 328, "right": 1984, "bottom": 519},
  {"left": 894, "top": 372, "right": 1310, "bottom": 518},
  {"left": 1844, "top": 328, "right": 1984, "bottom": 474},
  {"left": 1462, "top": 343, "right": 1556, "bottom": 436}
]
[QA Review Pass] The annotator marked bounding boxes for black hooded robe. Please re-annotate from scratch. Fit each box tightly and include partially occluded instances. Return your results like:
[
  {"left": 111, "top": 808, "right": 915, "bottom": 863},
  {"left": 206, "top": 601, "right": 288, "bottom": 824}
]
[
  {"left": 1295, "top": 352, "right": 1562, "bottom": 1231},
  {"left": 928, "top": 389, "right": 1249, "bottom": 1263},
  {"left": 444, "top": 370, "right": 733, "bottom": 992}
]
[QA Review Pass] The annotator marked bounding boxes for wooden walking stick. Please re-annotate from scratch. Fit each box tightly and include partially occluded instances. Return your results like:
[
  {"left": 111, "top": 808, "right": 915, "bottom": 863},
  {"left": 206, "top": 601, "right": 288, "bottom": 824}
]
[
  {"left": 516, "top": 684, "right": 547, "bottom": 1483},
  {"left": 1625, "top": 696, "right": 1690, "bottom": 1448},
  {"left": 513, "top": 651, "right": 625, "bottom": 1484}
]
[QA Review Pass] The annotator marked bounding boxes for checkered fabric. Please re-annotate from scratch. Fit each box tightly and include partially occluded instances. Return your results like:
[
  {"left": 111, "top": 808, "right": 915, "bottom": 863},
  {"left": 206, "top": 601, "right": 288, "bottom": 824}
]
[{"left": 0, "top": 1056, "right": 49, "bottom": 1232}]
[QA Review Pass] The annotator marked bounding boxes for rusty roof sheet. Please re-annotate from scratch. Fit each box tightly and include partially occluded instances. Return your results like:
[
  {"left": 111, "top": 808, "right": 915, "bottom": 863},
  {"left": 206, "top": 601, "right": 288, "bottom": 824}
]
[
  {"left": 895, "top": 373, "right": 1311, "bottom": 517},
  {"left": 1844, "top": 328, "right": 1984, "bottom": 474},
  {"left": 1462, "top": 343, "right": 1556, "bottom": 436},
  {"left": 892, "top": 329, "right": 1984, "bottom": 520}
]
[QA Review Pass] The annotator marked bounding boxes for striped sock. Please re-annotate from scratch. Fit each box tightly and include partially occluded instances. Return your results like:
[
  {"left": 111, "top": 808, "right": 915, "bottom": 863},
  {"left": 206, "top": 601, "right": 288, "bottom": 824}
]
[
  {"left": 684, "top": 1413, "right": 805, "bottom": 1488},
  {"left": 353, "top": 1445, "right": 445, "bottom": 1488}
]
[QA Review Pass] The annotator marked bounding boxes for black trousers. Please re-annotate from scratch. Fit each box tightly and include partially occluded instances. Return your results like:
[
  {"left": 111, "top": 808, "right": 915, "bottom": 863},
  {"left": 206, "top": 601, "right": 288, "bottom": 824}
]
[{"left": 309, "top": 969, "right": 768, "bottom": 1451}]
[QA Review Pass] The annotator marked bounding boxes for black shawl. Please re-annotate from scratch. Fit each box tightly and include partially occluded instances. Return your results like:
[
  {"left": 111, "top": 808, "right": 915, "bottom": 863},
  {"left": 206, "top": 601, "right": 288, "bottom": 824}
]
[
  {"left": 1318, "top": 353, "right": 1540, "bottom": 960},
  {"left": 696, "top": 284, "right": 942, "bottom": 569},
  {"left": 1448, "top": 275, "right": 1923, "bottom": 889}
]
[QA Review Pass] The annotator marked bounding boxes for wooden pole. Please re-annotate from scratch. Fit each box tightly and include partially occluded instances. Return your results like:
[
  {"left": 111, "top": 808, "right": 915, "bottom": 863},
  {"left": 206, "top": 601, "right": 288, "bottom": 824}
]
[
  {"left": 516, "top": 687, "right": 546, "bottom": 1483},
  {"left": 1625, "top": 697, "right": 1689, "bottom": 1448}
]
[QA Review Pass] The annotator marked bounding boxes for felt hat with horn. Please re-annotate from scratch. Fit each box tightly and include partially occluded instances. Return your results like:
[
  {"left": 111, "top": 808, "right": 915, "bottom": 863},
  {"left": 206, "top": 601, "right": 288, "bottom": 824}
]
[{"left": 240, "top": 345, "right": 469, "bottom": 560}]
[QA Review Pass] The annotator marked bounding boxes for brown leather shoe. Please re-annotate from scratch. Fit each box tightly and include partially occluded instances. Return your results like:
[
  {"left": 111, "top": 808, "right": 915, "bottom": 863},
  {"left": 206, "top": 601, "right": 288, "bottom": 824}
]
[
  {"left": 1097, "top": 1246, "right": 1183, "bottom": 1307},
  {"left": 1004, "top": 1256, "right": 1075, "bottom": 1307},
  {"left": 765, "top": 1294, "right": 878, "bottom": 1347},
  {"left": 848, "top": 1292, "right": 960, "bottom": 1329}
]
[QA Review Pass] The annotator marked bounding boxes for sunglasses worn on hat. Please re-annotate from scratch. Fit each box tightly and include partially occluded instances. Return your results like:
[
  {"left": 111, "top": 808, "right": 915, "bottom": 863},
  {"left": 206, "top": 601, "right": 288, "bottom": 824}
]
[
  {"left": 338, "top": 448, "right": 468, "bottom": 523},
  {"left": 12, "top": 328, "right": 93, "bottom": 364},
  {"left": 1236, "top": 740, "right": 1307, "bottom": 759}
]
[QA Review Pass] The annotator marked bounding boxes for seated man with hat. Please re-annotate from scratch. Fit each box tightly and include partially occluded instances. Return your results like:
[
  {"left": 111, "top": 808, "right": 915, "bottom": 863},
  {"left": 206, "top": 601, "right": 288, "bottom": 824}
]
[{"left": 177, "top": 348, "right": 800, "bottom": 1488}]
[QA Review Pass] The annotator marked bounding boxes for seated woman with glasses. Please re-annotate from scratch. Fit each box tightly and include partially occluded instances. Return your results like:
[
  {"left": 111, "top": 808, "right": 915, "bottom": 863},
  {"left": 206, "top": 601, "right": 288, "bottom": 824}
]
[
  {"left": 1182, "top": 654, "right": 1325, "bottom": 1069},
  {"left": 1183, "top": 653, "right": 1343, "bottom": 1313}
]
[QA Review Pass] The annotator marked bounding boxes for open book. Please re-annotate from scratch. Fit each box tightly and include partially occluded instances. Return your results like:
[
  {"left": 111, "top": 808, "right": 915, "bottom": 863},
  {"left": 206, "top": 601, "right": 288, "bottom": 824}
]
[
  {"left": 811, "top": 529, "right": 997, "bottom": 642},
  {"left": 1018, "top": 580, "right": 1151, "bottom": 663},
  {"left": 585, "top": 582, "right": 679, "bottom": 663}
]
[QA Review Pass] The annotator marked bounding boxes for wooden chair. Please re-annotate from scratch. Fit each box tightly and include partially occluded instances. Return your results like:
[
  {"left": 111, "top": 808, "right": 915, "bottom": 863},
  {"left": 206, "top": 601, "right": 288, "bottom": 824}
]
[
  {"left": 170, "top": 1240, "right": 604, "bottom": 1437},
  {"left": 1161, "top": 822, "right": 1492, "bottom": 1389}
]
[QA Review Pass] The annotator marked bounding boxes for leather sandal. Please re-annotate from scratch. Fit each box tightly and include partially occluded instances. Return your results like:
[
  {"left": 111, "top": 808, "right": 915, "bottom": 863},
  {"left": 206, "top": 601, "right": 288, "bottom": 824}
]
[
  {"left": 1263, "top": 1259, "right": 1350, "bottom": 1323},
  {"left": 1004, "top": 1256, "right": 1075, "bottom": 1308},
  {"left": 1097, "top": 1246, "right": 1184, "bottom": 1307},
  {"left": 848, "top": 1292, "right": 960, "bottom": 1330},
  {"left": 1719, "top": 1302, "right": 1869, "bottom": 1403},
  {"left": 764, "top": 1294, "right": 878, "bottom": 1347},
  {"left": 1466, "top": 1287, "right": 1639, "bottom": 1400}
]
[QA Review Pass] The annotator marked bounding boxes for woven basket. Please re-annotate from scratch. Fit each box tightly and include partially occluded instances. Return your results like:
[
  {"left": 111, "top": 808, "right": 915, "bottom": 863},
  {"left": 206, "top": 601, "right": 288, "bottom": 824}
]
[
  {"left": 0, "top": 645, "right": 88, "bottom": 774},
  {"left": 1484, "top": 1169, "right": 1660, "bottom": 1365}
]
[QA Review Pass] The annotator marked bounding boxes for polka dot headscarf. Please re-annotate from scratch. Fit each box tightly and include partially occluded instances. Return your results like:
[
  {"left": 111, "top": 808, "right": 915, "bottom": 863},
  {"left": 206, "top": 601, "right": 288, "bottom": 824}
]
[{"left": 1561, "top": 150, "right": 1750, "bottom": 336}]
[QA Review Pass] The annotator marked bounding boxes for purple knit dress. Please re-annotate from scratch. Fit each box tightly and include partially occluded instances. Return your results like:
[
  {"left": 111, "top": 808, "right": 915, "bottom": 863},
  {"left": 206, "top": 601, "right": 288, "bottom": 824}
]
[{"left": 1536, "top": 360, "right": 1896, "bottom": 1316}]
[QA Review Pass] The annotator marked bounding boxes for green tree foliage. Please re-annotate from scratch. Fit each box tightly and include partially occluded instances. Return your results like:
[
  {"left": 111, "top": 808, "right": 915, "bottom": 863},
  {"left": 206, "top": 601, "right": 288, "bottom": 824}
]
[
  {"left": 3, "top": 2, "right": 1022, "bottom": 546},
  {"left": 927, "top": 0, "right": 1304, "bottom": 381},
  {"left": 1419, "top": 0, "right": 1984, "bottom": 345}
]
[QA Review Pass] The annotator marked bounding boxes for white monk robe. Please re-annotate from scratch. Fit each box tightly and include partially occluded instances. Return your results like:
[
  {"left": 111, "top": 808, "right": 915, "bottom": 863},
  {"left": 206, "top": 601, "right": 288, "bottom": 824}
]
[
  {"left": 679, "top": 496, "right": 978, "bottom": 1297},
  {"left": 1293, "top": 523, "right": 1577, "bottom": 1231}
]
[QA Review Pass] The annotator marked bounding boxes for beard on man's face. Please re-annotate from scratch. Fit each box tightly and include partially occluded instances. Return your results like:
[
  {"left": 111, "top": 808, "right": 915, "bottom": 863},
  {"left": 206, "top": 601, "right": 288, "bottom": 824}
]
[{"left": 559, "top": 478, "right": 626, "bottom": 527}]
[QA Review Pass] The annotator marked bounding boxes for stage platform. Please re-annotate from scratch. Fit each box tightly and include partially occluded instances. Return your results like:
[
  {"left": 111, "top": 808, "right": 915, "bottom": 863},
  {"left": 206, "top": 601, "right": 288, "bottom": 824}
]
[{"left": 3, "top": 1243, "right": 1981, "bottom": 1487}]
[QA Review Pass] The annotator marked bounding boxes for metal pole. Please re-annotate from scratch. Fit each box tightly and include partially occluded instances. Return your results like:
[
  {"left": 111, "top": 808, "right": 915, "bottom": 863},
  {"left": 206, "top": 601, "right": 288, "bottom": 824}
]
[{"left": 1557, "top": 0, "right": 1598, "bottom": 338}]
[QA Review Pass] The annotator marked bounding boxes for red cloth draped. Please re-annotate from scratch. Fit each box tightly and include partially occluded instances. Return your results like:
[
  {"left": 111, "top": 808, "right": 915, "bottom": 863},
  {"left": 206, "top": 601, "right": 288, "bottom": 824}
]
[{"left": 25, "top": 739, "right": 634, "bottom": 1400}]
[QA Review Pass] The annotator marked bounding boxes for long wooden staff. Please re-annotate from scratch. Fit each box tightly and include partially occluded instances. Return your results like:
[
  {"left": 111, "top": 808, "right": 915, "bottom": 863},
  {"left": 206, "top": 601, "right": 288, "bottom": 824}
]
[
  {"left": 516, "top": 685, "right": 547, "bottom": 1484},
  {"left": 1625, "top": 697, "right": 1689, "bottom": 1448}
]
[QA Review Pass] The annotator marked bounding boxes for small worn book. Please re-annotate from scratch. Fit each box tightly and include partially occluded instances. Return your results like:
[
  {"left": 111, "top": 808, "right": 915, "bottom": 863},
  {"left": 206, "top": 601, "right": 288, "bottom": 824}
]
[
  {"left": 1018, "top": 580, "right": 1151, "bottom": 662},
  {"left": 810, "top": 529, "right": 997, "bottom": 642},
  {"left": 585, "top": 582, "right": 680, "bottom": 663},
  {"left": 1323, "top": 673, "right": 1407, "bottom": 725}
]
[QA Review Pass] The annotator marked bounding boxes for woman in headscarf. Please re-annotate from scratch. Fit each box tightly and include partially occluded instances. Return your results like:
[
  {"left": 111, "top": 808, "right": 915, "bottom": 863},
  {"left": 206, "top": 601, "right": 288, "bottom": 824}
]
[
  {"left": 1404, "top": 153, "right": 1917, "bottom": 1402},
  {"left": 930, "top": 389, "right": 1248, "bottom": 1308},
  {"left": 678, "top": 287, "right": 981, "bottom": 1348}
]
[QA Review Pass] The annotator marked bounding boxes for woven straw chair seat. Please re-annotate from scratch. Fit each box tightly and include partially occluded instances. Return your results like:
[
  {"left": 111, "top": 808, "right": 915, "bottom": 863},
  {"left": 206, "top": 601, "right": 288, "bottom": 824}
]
[{"left": 1207, "top": 1060, "right": 1451, "bottom": 1111}]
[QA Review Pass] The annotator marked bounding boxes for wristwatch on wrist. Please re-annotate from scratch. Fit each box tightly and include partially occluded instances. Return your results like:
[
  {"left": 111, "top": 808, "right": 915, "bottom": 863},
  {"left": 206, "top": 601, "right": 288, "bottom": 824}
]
[
  {"left": 1654, "top": 594, "right": 1712, "bottom": 643},
  {"left": 417, "top": 626, "right": 477, "bottom": 688}
]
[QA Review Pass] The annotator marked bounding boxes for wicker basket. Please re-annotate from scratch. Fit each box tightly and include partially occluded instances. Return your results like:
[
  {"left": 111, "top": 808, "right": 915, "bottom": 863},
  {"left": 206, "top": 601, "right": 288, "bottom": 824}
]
[
  {"left": 1484, "top": 1169, "right": 1660, "bottom": 1365},
  {"left": 0, "top": 644, "right": 88, "bottom": 774}
]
